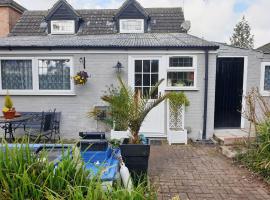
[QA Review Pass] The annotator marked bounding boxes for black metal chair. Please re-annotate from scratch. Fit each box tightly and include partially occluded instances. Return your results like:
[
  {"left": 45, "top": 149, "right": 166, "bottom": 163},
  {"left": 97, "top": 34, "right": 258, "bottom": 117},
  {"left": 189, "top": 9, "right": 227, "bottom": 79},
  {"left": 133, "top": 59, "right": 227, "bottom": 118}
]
[{"left": 25, "top": 110, "right": 56, "bottom": 143}]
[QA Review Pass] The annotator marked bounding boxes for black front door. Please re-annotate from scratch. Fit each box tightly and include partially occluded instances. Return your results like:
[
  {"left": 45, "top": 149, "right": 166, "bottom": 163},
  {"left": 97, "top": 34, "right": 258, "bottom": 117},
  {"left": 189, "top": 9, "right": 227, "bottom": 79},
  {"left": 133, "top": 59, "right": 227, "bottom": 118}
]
[{"left": 214, "top": 57, "right": 244, "bottom": 128}]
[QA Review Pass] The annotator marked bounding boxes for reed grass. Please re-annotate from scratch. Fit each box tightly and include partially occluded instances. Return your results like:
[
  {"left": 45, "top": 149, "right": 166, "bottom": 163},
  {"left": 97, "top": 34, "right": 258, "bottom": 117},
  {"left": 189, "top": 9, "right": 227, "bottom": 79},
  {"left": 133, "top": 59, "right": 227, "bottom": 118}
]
[{"left": 0, "top": 140, "right": 156, "bottom": 200}]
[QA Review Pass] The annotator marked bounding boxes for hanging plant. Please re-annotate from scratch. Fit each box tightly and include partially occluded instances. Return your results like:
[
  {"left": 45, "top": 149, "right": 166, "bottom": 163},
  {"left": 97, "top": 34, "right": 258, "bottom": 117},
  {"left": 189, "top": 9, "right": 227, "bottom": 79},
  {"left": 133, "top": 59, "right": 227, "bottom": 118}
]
[{"left": 73, "top": 71, "right": 89, "bottom": 85}]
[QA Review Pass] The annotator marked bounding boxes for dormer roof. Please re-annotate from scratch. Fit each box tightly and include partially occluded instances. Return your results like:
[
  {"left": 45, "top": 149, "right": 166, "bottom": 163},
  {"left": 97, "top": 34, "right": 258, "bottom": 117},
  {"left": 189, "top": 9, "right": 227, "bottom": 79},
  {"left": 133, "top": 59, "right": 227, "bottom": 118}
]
[
  {"left": 45, "top": 0, "right": 81, "bottom": 21},
  {"left": 114, "top": 0, "right": 149, "bottom": 19}
]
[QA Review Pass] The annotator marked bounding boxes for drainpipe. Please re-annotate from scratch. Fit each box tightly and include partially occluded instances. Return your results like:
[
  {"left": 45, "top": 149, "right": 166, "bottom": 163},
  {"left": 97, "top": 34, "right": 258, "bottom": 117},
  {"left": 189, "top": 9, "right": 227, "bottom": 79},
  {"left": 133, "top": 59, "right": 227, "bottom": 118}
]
[{"left": 202, "top": 49, "right": 209, "bottom": 140}]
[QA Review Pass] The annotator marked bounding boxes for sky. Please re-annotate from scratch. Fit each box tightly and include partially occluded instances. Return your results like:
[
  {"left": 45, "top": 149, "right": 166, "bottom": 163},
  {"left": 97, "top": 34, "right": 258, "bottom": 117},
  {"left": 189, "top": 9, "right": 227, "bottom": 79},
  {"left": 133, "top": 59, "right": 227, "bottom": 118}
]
[{"left": 15, "top": 0, "right": 270, "bottom": 48}]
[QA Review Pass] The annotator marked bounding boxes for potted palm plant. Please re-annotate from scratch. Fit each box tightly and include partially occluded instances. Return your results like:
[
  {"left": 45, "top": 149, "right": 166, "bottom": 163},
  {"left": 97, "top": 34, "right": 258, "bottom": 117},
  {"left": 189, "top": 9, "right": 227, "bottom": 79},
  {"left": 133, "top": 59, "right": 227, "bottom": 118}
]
[
  {"left": 101, "top": 78, "right": 166, "bottom": 176},
  {"left": 101, "top": 77, "right": 189, "bottom": 176}
]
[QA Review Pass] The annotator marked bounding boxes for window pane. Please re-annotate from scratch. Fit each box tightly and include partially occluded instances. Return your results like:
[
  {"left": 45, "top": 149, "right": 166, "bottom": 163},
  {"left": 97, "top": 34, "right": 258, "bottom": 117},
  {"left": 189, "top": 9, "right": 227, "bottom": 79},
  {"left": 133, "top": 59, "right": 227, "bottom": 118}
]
[
  {"left": 151, "top": 74, "right": 158, "bottom": 86},
  {"left": 143, "top": 60, "right": 150, "bottom": 73},
  {"left": 143, "top": 74, "right": 150, "bottom": 86},
  {"left": 167, "top": 71, "right": 194, "bottom": 87},
  {"left": 264, "top": 66, "right": 270, "bottom": 90},
  {"left": 135, "top": 60, "right": 142, "bottom": 73},
  {"left": 1, "top": 60, "right": 32, "bottom": 90},
  {"left": 38, "top": 59, "right": 71, "bottom": 90},
  {"left": 51, "top": 20, "right": 75, "bottom": 34},
  {"left": 143, "top": 87, "right": 150, "bottom": 97},
  {"left": 169, "top": 57, "right": 193, "bottom": 67},
  {"left": 150, "top": 87, "right": 158, "bottom": 99},
  {"left": 120, "top": 19, "right": 144, "bottom": 33},
  {"left": 135, "top": 74, "right": 142, "bottom": 86},
  {"left": 151, "top": 60, "right": 159, "bottom": 73}
]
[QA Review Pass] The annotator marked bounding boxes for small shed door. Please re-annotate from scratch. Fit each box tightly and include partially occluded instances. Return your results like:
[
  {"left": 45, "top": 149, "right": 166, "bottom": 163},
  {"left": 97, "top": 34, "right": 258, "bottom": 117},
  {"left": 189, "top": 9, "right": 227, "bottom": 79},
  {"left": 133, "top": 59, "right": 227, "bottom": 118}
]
[{"left": 214, "top": 57, "right": 244, "bottom": 128}]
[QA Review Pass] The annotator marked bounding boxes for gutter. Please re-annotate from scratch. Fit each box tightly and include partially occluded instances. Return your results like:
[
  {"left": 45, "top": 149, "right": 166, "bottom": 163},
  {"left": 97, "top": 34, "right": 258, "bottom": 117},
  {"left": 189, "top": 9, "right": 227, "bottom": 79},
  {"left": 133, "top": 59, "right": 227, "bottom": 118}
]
[
  {"left": 202, "top": 50, "right": 209, "bottom": 140},
  {"left": 0, "top": 46, "right": 220, "bottom": 51}
]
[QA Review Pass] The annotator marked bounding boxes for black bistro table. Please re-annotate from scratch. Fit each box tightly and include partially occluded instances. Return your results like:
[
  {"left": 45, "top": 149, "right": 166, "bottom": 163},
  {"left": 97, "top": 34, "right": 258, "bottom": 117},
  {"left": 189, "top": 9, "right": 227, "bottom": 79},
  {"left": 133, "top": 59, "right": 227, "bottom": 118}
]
[{"left": 0, "top": 115, "right": 32, "bottom": 141}]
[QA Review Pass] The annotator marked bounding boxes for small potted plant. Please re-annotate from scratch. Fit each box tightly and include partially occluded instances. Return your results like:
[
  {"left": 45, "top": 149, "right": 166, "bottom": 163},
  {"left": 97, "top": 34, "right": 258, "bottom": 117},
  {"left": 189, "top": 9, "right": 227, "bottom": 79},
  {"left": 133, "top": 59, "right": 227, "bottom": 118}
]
[
  {"left": 2, "top": 94, "right": 16, "bottom": 119},
  {"left": 73, "top": 71, "right": 89, "bottom": 85}
]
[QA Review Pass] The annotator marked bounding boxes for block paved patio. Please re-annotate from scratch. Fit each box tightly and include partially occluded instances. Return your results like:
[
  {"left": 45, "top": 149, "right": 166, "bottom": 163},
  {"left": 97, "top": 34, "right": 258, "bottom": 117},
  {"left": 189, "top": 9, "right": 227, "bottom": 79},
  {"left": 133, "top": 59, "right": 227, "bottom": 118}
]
[{"left": 149, "top": 144, "right": 270, "bottom": 200}]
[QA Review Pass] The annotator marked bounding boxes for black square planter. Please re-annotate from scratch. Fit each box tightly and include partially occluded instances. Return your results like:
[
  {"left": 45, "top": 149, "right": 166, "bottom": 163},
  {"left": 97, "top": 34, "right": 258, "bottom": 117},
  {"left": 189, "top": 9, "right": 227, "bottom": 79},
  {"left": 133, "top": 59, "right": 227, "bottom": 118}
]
[{"left": 120, "top": 138, "right": 150, "bottom": 176}]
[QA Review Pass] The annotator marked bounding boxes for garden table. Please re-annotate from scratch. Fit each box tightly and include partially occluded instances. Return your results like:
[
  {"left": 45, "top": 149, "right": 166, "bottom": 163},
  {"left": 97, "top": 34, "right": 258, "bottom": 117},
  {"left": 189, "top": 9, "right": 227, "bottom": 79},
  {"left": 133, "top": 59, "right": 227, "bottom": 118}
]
[{"left": 0, "top": 115, "right": 32, "bottom": 141}]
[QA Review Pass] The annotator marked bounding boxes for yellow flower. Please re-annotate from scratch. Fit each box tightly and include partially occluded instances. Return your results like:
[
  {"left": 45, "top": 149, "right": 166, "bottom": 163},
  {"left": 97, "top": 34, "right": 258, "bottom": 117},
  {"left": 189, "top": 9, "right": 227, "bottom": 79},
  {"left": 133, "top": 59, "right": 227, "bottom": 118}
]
[{"left": 2, "top": 107, "right": 9, "bottom": 112}]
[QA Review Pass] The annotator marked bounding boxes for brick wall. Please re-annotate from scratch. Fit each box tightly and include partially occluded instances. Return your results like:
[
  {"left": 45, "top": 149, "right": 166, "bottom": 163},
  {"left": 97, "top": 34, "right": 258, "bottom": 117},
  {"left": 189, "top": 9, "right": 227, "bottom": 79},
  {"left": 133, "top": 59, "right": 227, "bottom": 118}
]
[{"left": 0, "top": 6, "right": 22, "bottom": 37}]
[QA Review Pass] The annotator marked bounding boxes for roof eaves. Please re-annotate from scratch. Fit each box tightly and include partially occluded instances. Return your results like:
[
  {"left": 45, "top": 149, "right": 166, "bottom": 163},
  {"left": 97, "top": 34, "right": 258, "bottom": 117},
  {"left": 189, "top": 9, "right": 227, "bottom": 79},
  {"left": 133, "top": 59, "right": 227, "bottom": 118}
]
[{"left": 0, "top": 0, "right": 26, "bottom": 13}]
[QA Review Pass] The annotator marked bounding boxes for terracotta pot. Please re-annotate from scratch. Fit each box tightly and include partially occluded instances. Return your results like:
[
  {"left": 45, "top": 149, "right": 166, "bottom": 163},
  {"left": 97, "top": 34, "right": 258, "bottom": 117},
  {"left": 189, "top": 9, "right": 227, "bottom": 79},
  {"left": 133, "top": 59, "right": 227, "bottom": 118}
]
[{"left": 3, "top": 110, "right": 16, "bottom": 119}]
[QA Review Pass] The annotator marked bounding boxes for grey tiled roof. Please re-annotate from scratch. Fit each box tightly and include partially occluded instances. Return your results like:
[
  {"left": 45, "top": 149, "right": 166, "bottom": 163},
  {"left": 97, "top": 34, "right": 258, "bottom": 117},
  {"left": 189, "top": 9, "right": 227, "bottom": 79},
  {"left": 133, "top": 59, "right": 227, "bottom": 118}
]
[
  {"left": 10, "top": 7, "right": 185, "bottom": 36},
  {"left": 257, "top": 43, "right": 270, "bottom": 53},
  {"left": 0, "top": 33, "right": 219, "bottom": 49},
  {"left": 0, "top": 0, "right": 26, "bottom": 12}
]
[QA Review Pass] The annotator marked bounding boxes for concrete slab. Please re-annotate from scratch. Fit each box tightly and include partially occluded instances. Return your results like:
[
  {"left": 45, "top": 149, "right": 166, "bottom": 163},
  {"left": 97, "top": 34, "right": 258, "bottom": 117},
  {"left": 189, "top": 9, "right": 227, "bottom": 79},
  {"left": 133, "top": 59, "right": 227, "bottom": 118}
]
[{"left": 214, "top": 129, "right": 255, "bottom": 145}]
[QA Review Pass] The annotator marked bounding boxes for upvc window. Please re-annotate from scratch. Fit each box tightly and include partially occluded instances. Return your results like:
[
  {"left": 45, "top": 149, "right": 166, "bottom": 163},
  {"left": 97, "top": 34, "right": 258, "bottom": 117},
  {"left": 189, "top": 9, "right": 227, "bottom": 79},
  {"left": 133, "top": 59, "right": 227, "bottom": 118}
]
[
  {"left": 134, "top": 59, "right": 159, "bottom": 99},
  {"left": 166, "top": 56, "right": 197, "bottom": 89},
  {"left": 119, "top": 19, "right": 144, "bottom": 33},
  {"left": 260, "top": 62, "right": 270, "bottom": 96},
  {"left": 1, "top": 60, "right": 33, "bottom": 90},
  {"left": 38, "top": 59, "right": 71, "bottom": 90},
  {"left": 51, "top": 20, "right": 75, "bottom": 34},
  {"left": 0, "top": 57, "right": 74, "bottom": 95}
]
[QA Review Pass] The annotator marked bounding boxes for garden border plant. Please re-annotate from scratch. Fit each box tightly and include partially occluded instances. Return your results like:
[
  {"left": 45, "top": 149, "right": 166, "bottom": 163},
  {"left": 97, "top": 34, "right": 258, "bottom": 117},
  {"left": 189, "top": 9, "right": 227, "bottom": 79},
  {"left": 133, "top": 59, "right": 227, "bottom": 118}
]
[
  {"left": 0, "top": 139, "right": 157, "bottom": 200},
  {"left": 237, "top": 87, "right": 270, "bottom": 183}
]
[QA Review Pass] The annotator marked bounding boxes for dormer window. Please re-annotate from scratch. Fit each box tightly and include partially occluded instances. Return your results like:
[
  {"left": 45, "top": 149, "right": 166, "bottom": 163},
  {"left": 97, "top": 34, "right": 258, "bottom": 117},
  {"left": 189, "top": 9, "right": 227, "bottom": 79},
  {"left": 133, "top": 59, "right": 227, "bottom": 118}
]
[
  {"left": 120, "top": 19, "right": 144, "bottom": 33},
  {"left": 51, "top": 20, "right": 75, "bottom": 35}
]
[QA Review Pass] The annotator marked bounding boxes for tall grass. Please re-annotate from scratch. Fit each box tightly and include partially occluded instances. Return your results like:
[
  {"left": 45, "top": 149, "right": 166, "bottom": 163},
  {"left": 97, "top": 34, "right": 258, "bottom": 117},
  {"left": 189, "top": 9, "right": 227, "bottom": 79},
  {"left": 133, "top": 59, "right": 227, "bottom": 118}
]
[
  {"left": 0, "top": 141, "right": 156, "bottom": 200},
  {"left": 237, "top": 119, "right": 270, "bottom": 183}
]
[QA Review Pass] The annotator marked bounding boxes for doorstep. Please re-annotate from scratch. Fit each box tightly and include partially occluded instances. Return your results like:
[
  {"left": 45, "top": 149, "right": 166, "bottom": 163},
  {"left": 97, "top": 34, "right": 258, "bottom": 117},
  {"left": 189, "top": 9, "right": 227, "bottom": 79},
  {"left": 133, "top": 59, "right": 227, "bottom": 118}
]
[{"left": 214, "top": 129, "right": 256, "bottom": 145}]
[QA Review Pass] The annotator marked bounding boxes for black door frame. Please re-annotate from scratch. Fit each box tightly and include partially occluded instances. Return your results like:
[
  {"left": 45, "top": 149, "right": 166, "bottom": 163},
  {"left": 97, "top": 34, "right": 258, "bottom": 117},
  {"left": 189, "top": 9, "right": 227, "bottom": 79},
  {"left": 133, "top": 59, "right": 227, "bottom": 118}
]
[{"left": 214, "top": 56, "right": 247, "bottom": 129}]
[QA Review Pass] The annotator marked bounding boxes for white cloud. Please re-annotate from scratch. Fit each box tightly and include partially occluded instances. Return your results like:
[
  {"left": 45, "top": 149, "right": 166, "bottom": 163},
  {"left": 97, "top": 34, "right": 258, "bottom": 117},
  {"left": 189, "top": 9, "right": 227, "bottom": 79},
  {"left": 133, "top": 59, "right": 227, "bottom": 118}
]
[{"left": 14, "top": 0, "right": 269, "bottom": 48}]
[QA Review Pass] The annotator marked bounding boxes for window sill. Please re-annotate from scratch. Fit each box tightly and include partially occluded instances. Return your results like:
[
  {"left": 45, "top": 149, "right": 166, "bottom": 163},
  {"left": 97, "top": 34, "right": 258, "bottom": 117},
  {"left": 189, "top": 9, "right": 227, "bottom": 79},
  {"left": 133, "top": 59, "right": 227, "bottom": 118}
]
[
  {"left": 260, "top": 91, "right": 270, "bottom": 96},
  {"left": 165, "top": 87, "right": 199, "bottom": 91}
]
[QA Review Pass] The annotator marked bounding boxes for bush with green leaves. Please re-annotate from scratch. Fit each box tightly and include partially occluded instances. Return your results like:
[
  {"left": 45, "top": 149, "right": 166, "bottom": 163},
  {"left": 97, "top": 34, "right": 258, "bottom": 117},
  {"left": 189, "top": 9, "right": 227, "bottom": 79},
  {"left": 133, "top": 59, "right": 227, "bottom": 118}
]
[
  {"left": 0, "top": 141, "right": 156, "bottom": 200},
  {"left": 237, "top": 118, "right": 270, "bottom": 183}
]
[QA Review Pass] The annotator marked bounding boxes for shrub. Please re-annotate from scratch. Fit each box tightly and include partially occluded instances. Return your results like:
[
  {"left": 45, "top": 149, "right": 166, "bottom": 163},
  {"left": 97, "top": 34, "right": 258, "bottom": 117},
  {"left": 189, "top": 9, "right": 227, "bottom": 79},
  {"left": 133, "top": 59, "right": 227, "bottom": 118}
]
[{"left": 0, "top": 141, "right": 156, "bottom": 200}]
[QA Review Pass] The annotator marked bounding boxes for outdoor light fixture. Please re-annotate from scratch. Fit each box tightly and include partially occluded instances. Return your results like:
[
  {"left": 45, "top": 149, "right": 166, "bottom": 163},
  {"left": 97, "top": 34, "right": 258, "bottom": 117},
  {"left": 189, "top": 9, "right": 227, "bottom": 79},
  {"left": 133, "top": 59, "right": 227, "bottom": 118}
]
[
  {"left": 113, "top": 61, "right": 124, "bottom": 73},
  {"left": 79, "top": 57, "right": 86, "bottom": 69}
]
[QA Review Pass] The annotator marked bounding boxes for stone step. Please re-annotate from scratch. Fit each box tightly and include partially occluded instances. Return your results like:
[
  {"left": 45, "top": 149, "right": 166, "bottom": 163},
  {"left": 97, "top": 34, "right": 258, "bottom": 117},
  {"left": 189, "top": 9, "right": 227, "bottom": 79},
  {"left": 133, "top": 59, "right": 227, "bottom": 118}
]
[{"left": 214, "top": 129, "right": 256, "bottom": 146}]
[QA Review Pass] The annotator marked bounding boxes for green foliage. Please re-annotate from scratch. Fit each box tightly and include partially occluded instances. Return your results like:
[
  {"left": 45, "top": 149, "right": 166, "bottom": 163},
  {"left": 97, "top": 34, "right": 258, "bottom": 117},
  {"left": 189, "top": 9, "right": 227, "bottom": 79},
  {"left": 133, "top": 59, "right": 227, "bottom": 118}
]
[
  {"left": 102, "top": 77, "right": 190, "bottom": 144},
  {"left": 4, "top": 95, "right": 13, "bottom": 109},
  {"left": 101, "top": 84, "right": 130, "bottom": 131},
  {"left": 168, "top": 92, "right": 190, "bottom": 108},
  {"left": 168, "top": 92, "right": 190, "bottom": 130},
  {"left": 0, "top": 140, "right": 156, "bottom": 199},
  {"left": 237, "top": 118, "right": 270, "bottom": 183},
  {"left": 230, "top": 16, "right": 254, "bottom": 49},
  {"left": 102, "top": 77, "right": 169, "bottom": 144}
]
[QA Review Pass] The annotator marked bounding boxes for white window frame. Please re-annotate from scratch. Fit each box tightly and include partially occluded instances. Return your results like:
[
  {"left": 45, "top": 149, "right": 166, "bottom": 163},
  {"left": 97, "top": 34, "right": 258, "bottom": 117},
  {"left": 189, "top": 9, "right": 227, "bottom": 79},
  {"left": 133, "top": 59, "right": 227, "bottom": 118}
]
[
  {"left": 260, "top": 62, "right": 270, "bottom": 96},
  {"left": 0, "top": 57, "right": 75, "bottom": 96},
  {"left": 165, "top": 55, "right": 197, "bottom": 90},
  {"left": 119, "top": 19, "right": 144, "bottom": 33},
  {"left": 128, "top": 55, "right": 164, "bottom": 97},
  {"left": 51, "top": 20, "right": 75, "bottom": 35}
]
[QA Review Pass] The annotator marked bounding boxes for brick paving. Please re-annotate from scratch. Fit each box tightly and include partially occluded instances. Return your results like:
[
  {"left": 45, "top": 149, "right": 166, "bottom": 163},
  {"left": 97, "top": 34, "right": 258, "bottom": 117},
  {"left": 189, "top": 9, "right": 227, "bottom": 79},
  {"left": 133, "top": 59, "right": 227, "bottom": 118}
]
[{"left": 149, "top": 144, "right": 270, "bottom": 200}]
